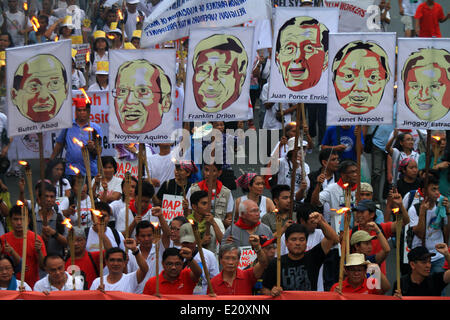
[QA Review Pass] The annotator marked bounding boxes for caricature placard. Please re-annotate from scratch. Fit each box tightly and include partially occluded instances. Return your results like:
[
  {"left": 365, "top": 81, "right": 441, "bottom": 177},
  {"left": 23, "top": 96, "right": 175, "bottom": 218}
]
[
  {"left": 268, "top": 7, "right": 339, "bottom": 104},
  {"left": 6, "top": 40, "right": 73, "bottom": 137},
  {"left": 108, "top": 49, "right": 177, "bottom": 143},
  {"left": 327, "top": 33, "right": 396, "bottom": 125},
  {"left": 396, "top": 38, "right": 450, "bottom": 130},
  {"left": 183, "top": 27, "right": 254, "bottom": 122}
]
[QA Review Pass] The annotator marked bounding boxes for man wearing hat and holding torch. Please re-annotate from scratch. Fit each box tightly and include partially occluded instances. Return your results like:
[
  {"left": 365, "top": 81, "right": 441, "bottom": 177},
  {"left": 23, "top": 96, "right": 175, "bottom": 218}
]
[{"left": 50, "top": 97, "right": 102, "bottom": 186}]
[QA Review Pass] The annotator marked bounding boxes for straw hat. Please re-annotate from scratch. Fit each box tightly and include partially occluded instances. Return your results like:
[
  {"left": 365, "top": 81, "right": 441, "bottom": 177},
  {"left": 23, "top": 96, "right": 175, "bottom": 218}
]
[
  {"left": 344, "top": 253, "right": 370, "bottom": 267},
  {"left": 95, "top": 61, "right": 109, "bottom": 75}
]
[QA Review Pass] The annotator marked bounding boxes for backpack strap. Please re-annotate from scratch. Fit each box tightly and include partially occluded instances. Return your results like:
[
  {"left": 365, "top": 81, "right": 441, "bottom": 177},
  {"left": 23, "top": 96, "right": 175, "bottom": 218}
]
[
  {"left": 87, "top": 251, "right": 99, "bottom": 277},
  {"left": 111, "top": 227, "right": 122, "bottom": 247},
  {"left": 413, "top": 203, "right": 426, "bottom": 247},
  {"left": 406, "top": 189, "right": 417, "bottom": 211}
]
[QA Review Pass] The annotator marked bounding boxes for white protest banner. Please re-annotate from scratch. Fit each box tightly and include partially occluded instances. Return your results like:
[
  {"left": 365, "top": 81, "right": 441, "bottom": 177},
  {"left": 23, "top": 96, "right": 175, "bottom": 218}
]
[
  {"left": 141, "top": 0, "right": 271, "bottom": 48},
  {"left": 108, "top": 49, "right": 177, "bottom": 143},
  {"left": 238, "top": 246, "right": 257, "bottom": 270},
  {"left": 114, "top": 158, "right": 139, "bottom": 180},
  {"left": 396, "top": 38, "right": 450, "bottom": 130},
  {"left": 183, "top": 27, "right": 254, "bottom": 122},
  {"left": 326, "top": 33, "right": 396, "bottom": 126},
  {"left": 323, "top": 0, "right": 378, "bottom": 32},
  {"left": 268, "top": 7, "right": 339, "bottom": 104},
  {"left": 6, "top": 40, "right": 73, "bottom": 137},
  {"left": 162, "top": 194, "right": 184, "bottom": 223},
  {"left": 8, "top": 90, "right": 115, "bottom": 160}
]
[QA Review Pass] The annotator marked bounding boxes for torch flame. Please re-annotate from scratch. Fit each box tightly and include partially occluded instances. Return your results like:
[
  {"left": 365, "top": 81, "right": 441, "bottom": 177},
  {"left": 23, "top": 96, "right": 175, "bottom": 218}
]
[
  {"left": 62, "top": 218, "right": 73, "bottom": 229},
  {"left": 83, "top": 127, "right": 94, "bottom": 133},
  {"left": 136, "top": 16, "right": 140, "bottom": 22},
  {"left": 392, "top": 208, "right": 400, "bottom": 214},
  {"left": 31, "top": 16, "right": 40, "bottom": 32},
  {"left": 118, "top": 9, "right": 123, "bottom": 20},
  {"left": 72, "top": 137, "right": 84, "bottom": 148},
  {"left": 171, "top": 157, "right": 177, "bottom": 164},
  {"left": 343, "top": 183, "right": 349, "bottom": 188},
  {"left": 331, "top": 207, "right": 350, "bottom": 215},
  {"left": 23, "top": 2, "right": 28, "bottom": 11},
  {"left": 86, "top": 52, "right": 90, "bottom": 63},
  {"left": 16, "top": 200, "right": 24, "bottom": 206},
  {"left": 19, "top": 160, "right": 28, "bottom": 166},
  {"left": 90, "top": 209, "right": 102, "bottom": 218},
  {"left": 69, "top": 165, "right": 80, "bottom": 175},
  {"left": 151, "top": 222, "right": 159, "bottom": 228},
  {"left": 80, "top": 88, "right": 91, "bottom": 104},
  {"left": 188, "top": 219, "right": 194, "bottom": 225},
  {"left": 273, "top": 208, "right": 279, "bottom": 214},
  {"left": 107, "top": 34, "right": 115, "bottom": 40},
  {"left": 432, "top": 136, "right": 441, "bottom": 142}
]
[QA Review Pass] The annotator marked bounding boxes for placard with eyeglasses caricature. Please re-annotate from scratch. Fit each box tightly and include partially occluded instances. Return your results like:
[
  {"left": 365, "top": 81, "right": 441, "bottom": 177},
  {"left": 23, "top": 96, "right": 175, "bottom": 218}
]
[
  {"left": 183, "top": 27, "right": 254, "bottom": 122},
  {"left": 396, "top": 38, "right": 450, "bottom": 130},
  {"left": 326, "top": 32, "right": 396, "bottom": 126},
  {"left": 6, "top": 40, "right": 73, "bottom": 137},
  {"left": 268, "top": 7, "right": 339, "bottom": 104},
  {"left": 108, "top": 49, "right": 177, "bottom": 143}
]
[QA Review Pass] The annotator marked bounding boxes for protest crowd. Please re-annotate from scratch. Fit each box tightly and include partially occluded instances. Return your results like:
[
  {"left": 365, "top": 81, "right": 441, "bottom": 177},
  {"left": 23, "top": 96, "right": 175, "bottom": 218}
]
[{"left": 0, "top": 0, "right": 449, "bottom": 300}]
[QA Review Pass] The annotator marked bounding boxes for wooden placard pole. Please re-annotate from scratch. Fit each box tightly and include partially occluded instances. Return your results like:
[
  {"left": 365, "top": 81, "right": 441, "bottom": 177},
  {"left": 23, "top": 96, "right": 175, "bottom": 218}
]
[
  {"left": 337, "top": 206, "right": 351, "bottom": 292},
  {"left": 424, "top": 130, "right": 432, "bottom": 194},
  {"left": 124, "top": 172, "right": 131, "bottom": 239},
  {"left": 393, "top": 208, "right": 402, "bottom": 292},
  {"left": 356, "top": 125, "right": 362, "bottom": 203},
  {"left": 137, "top": 144, "right": 145, "bottom": 216},
  {"left": 276, "top": 211, "right": 281, "bottom": 288},
  {"left": 288, "top": 104, "right": 302, "bottom": 220},
  {"left": 19, "top": 161, "right": 37, "bottom": 241},
  {"left": 19, "top": 202, "right": 28, "bottom": 290}
]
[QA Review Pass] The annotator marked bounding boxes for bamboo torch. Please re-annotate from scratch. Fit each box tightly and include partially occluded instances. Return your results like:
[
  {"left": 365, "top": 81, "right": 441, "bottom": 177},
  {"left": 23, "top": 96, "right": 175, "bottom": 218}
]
[
  {"left": 189, "top": 219, "right": 215, "bottom": 295},
  {"left": 118, "top": 9, "right": 125, "bottom": 47},
  {"left": 343, "top": 183, "right": 352, "bottom": 258},
  {"left": 19, "top": 161, "right": 37, "bottom": 242},
  {"left": 91, "top": 209, "right": 104, "bottom": 287},
  {"left": 393, "top": 207, "right": 402, "bottom": 292},
  {"left": 69, "top": 165, "right": 83, "bottom": 227},
  {"left": 336, "top": 207, "right": 351, "bottom": 292},
  {"left": 137, "top": 144, "right": 145, "bottom": 216},
  {"left": 17, "top": 200, "right": 28, "bottom": 290},
  {"left": 274, "top": 209, "right": 281, "bottom": 288},
  {"left": 23, "top": 2, "right": 29, "bottom": 45},
  {"left": 95, "top": 133, "right": 104, "bottom": 178},
  {"left": 431, "top": 135, "right": 442, "bottom": 167},
  {"left": 151, "top": 222, "right": 161, "bottom": 296},
  {"left": 289, "top": 106, "right": 301, "bottom": 220},
  {"left": 62, "top": 218, "right": 76, "bottom": 290},
  {"left": 73, "top": 137, "right": 96, "bottom": 211},
  {"left": 124, "top": 172, "right": 131, "bottom": 239}
]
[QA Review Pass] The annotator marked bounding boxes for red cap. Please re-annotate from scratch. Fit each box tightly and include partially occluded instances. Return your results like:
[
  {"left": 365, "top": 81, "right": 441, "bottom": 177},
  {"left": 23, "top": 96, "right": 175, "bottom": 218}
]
[{"left": 72, "top": 97, "right": 87, "bottom": 108}]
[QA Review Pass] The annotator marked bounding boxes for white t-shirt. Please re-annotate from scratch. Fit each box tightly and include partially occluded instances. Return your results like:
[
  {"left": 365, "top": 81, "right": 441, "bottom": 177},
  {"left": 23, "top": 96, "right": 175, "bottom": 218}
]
[
  {"left": 124, "top": 10, "right": 142, "bottom": 41},
  {"left": 193, "top": 248, "right": 220, "bottom": 295},
  {"left": 90, "top": 271, "right": 140, "bottom": 293},
  {"left": 146, "top": 151, "right": 176, "bottom": 193},
  {"left": 408, "top": 205, "right": 446, "bottom": 262},
  {"left": 72, "top": 69, "right": 86, "bottom": 89},
  {"left": 91, "top": 176, "right": 123, "bottom": 199},
  {"left": 86, "top": 226, "right": 125, "bottom": 252},
  {"left": 109, "top": 199, "right": 125, "bottom": 222},
  {"left": 280, "top": 228, "right": 325, "bottom": 291},
  {"left": 402, "top": 0, "right": 422, "bottom": 16},
  {"left": 115, "top": 206, "right": 158, "bottom": 238},
  {"left": 127, "top": 241, "right": 164, "bottom": 294},
  {"left": 88, "top": 83, "right": 109, "bottom": 91},
  {"left": 55, "top": 178, "right": 71, "bottom": 198},
  {"left": 0, "top": 280, "right": 32, "bottom": 291},
  {"left": 33, "top": 272, "right": 84, "bottom": 292},
  {"left": 277, "top": 157, "right": 310, "bottom": 195},
  {"left": 5, "top": 11, "right": 32, "bottom": 46}
]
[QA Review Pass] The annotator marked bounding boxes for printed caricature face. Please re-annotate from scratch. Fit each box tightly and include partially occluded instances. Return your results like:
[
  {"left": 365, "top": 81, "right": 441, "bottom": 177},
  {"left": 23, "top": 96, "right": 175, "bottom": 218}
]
[
  {"left": 405, "top": 63, "right": 450, "bottom": 121},
  {"left": 334, "top": 48, "right": 387, "bottom": 114},
  {"left": 11, "top": 55, "right": 68, "bottom": 122},
  {"left": 193, "top": 49, "right": 245, "bottom": 113},
  {"left": 276, "top": 20, "right": 328, "bottom": 91},
  {"left": 114, "top": 60, "right": 171, "bottom": 134}
]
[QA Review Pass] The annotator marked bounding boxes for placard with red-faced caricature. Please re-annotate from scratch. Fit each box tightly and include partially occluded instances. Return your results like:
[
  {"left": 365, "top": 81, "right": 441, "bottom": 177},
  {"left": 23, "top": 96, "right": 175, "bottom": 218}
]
[
  {"left": 268, "top": 7, "right": 339, "bottom": 104},
  {"left": 396, "top": 38, "right": 450, "bottom": 130},
  {"left": 327, "top": 32, "right": 396, "bottom": 125},
  {"left": 183, "top": 27, "right": 254, "bottom": 122},
  {"left": 6, "top": 40, "right": 73, "bottom": 137},
  {"left": 108, "top": 49, "right": 177, "bottom": 143}
]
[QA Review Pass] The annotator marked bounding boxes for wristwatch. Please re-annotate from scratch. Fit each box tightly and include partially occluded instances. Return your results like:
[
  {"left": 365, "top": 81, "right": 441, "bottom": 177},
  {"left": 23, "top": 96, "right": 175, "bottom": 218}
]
[{"left": 132, "top": 248, "right": 140, "bottom": 256}]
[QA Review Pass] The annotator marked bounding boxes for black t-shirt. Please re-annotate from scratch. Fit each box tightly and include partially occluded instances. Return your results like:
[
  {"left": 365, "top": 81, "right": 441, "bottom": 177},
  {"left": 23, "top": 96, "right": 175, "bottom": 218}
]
[
  {"left": 397, "top": 178, "right": 421, "bottom": 198},
  {"left": 262, "top": 243, "right": 326, "bottom": 291},
  {"left": 156, "top": 179, "right": 191, "bottom": 201},
  {"left": 392, "top": 273, "right": 448, "bottom": 296}
]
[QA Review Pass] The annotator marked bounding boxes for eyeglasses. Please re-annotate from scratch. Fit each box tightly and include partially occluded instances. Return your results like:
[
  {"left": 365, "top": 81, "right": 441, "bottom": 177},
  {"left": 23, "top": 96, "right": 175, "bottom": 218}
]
[
  {"left": 164, "top": 262, "right": 183, "bottom": 267},
  {"left": 111, "top": 86, "right": 162, "bottom": 99},
  {"left": 0, "top": 266, "right": 13, "bottom": 272}
]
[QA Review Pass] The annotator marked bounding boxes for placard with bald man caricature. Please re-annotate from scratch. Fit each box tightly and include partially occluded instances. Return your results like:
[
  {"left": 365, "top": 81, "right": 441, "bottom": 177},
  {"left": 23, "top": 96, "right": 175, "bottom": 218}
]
[
  {"left": 327, "top": 33, "right": 396, "bottom": 126},
  {"left": 268, "top": 7, "right": 339, "bottom": 104},
  {"left": 6, "top": 40, "right": 73, "bottom": 137},
  {"left": 396, "top": 38, "right": 450, "bottom": 130},
  {"left": 183, "top": 27, "right": 254, "bottom": 122},
  {"left": 108, "top": 49, "right": 176, "bottom": 143}
]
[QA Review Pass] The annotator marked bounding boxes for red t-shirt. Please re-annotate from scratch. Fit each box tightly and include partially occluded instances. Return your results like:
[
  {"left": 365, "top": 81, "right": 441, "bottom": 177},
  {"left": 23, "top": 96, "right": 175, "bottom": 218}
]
[
  {"left": 211, "top": 268, "right": 257, "bottom": 295},
  {"left": 414, "top": 2, "right": 445, "bottom": 37},
  {"left": 349, "top": 222, "right": 393, "bottom": 275},
  {"left": 65, "top": 250, "right": 102, "bottom": 288},
  {"left": 443, "top": 249, "right": 450, "bottom": 270},
  {"left": 330, "top": 278, "right": 380, "bottom": 294},
  {"left": 0, "top": 231, "right": 47, "bottom": 288},
  {"left": 143, "top": 268, "right": 197, "bottom": 295}
]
